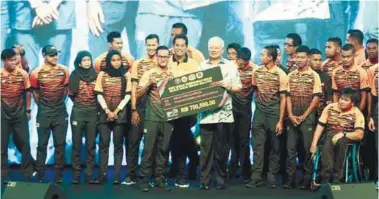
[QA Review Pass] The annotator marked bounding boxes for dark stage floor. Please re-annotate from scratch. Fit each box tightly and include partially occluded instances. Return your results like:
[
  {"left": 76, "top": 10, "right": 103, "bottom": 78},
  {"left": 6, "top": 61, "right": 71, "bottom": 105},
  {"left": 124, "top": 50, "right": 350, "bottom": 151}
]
[{"left": 1, "top": 167, "right": 325, "bottom": 199}]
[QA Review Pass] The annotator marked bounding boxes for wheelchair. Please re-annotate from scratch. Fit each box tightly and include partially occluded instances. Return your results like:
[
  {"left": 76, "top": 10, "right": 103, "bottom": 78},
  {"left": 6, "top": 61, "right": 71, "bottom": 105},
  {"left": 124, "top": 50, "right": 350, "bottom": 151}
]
[{"left": 311, "top": 141, "right": 367, "bottom": 191}]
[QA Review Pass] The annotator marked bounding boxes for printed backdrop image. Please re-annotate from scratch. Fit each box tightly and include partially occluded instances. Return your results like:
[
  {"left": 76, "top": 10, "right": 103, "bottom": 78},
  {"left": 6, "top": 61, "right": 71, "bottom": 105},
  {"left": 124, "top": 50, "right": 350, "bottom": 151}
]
[{"left": 1, "top": 0, "right": 378, "bottom": 165}]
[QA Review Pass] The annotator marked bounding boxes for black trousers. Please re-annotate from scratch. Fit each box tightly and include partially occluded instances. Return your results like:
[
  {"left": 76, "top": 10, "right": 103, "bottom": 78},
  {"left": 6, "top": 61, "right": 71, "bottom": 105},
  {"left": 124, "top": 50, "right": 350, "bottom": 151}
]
[
  {"left": 140, "top": 120, "right": 173, "bottom": 181},
  {"left": 71, "top": 119, "right": 97, "bottom": 178},
  {"left": 1, "top": 118, "right": 35, "bottom": 178},
  {"left": 285, "top": 113, "right": 315, "bottom": 183},
  {"left": 171, "top": 116, "right": 199, "bottom": 179},
  {"left": 250, "top": 109, "right": 281, "bottom": 184},
  {"left": 372, "top": 101, "right": 378, "bottom": 181},
  {"left": 228, "top": 112, "right": 252, "bottom": 179},
  {"left": 320, "top": 134, "right": 349, "bottom": 182},
  {"left": 36, "top": 114, "right": 68, "bottom": 177},
  {"left": 98, "top": 122, "right": 125, "bottom": 179},
  {"left": 126, "top": 111, "right": 144, "bottom": 179},
  {"left": 199, "top": 123, "right": 231, "bottom": 185}
]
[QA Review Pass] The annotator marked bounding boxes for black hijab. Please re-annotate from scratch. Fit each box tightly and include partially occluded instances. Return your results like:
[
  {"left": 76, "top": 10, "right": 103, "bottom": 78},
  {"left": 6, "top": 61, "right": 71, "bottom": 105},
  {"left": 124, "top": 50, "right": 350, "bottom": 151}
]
[
  {"left": 69, "top": 51, "right": 97, "bottom": 96},
  {"left": 102, "top": 50, "right": 127, "bottom": 77},
  {"left": 102, "top": 50, "right": 127, "bottom": 94}
]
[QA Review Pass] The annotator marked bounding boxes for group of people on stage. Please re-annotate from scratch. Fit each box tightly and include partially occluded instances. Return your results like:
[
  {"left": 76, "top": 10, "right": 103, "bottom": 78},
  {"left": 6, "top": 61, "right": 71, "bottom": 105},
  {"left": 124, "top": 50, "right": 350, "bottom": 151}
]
[{"left": 1, "top": 22, "right": 378, "bottom": 192}]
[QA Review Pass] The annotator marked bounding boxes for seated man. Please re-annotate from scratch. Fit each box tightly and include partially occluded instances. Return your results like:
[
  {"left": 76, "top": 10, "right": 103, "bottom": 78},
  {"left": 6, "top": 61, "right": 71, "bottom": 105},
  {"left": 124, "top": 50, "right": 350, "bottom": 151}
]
[{"left": 310, "top": 88, "right": 365, "bottom": 183}]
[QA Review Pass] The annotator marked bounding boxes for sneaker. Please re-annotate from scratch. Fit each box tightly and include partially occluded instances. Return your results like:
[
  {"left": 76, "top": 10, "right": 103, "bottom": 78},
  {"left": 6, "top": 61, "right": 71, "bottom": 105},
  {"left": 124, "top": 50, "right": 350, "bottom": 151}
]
[
  {"left": 283, "top": 181, "right": 293, "bottom": 189},
  {"left": 245, "top": 180, "right": 264, "bottom": 188},
  {"left": 121, "top": 177, "right": 137, "bottom": 185},
  {"left": 37, "top": 172, "right": 44, "bottom": 183},
  {"left": 216, "top": 184, "right": 227, "bottom": 190},
  {"left": 149, "top": 179, "right": 156, "bottom": 187},
  {"left": 55, "top": 178, "right": 63, "bottom": 184},
  {"left": 55, "top": 170, "right": 63, "bottom": 184},
  {"left": 94, "top": 174, "right": 107, "bottom": 184},
  {"left": 37, "top": 177, "right": 44, "bottom": 183},
  {"left": 85, "top": 176, "right": 95, "bottom": 184},
  {"left": 140, "top": 181, "right": 149, "bottom": 192},
  {"left": 175, "top": 178, "right": 189, "bottom": 188},
  {"left": 300, "top": 177, "right": 311, "bottom": 190},
  {"left": 155, "top": 179, "right": 171, "bottom": 192},
  {"left": 267, "top": 183, "right": 277, "bottom": 189},
  {"left": 113, "top": 172, "right": 120, "bottom": 185},
  {"left": 243, "top": 178, "right": 251, "bottom": 184},
  {"left": 200, "top": 183, "right": 210, "bottom": 190},
  {"left": 55, "top": 174, "right": 63, "bottom": 184},
  {"left": 24, "top": 170, "right": 37, "bottom": 182},
  {"left": 72, "top": 179, "right": 80, "bottom": 184}
]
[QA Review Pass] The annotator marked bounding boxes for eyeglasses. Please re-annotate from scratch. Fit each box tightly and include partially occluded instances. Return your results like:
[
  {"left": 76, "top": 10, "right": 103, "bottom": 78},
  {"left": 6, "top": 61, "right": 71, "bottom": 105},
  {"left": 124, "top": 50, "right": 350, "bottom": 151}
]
[{"left": 157, "top": 55, "right": 169, "bottom": 60}]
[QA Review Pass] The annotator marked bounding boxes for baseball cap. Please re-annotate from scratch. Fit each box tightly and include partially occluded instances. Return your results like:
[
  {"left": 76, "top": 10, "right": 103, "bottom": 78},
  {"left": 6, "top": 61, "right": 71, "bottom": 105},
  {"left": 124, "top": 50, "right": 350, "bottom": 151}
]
[{"left": 42, "top": 45, "right": 60, "bottom": 56}]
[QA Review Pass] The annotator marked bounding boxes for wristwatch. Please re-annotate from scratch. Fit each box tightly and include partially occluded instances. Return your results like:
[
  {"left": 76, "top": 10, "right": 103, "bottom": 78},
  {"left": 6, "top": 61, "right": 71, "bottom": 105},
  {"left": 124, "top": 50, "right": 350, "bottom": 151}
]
[
  {"left": 105, "top": 108, "right": 110, "bottom": 114},
  {"left": 26, "top": 109, "right": 31, "bottom": 113},
  {"left": 131, "top": 109, "right": 137, "bottom": 113}
]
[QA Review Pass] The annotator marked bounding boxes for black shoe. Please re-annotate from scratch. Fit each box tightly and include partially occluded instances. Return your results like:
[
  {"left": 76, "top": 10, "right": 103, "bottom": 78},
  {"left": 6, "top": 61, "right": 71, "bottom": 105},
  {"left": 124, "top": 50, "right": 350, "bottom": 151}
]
[
  {"left": 267, "top": 183, "right": 277, "bottom": 189},
  {"left": 243, "top": 178, "right": 250, "bottom": 184},
  {"left": 283, "top": 181, "right": 293, "bottom": 189},
  {"left": 155, "top": 179, "right": 171, "bottom": 192},
  {"left": 245, "top": 180, "right": 264, "bottom": 188},
  {"left": 175, "top": 178, "right": 190, "bottom": 188},
  {"left": 113, "top": 176, "right": 121, "bottom": 185},
  {"left": 24, "top": 165, "right": 36, "bottom": 181},
  {"left": 283, "top": 184, "right": 292, "bottom": 189},
  {"left": 55, "top": 174, "right": 63, "bottom": 184},
  {"left": 300, "top": 178, "right": 311, "bottom": 190},
  {"left": 73, "top": 179, "right": 80, "bottom": 184},
  {"left": 149, "top": 179, "right": 156, "bottom": 188},
  {"left": 299, "top": 184, "right": 309, "bottom": 190},
  {"left": 140, "top": 182, "right": 150, "bottom": 192},
  {"left": 200, "top": 184, "right": 210, "bottom": 190},
  {"left": 121, "top": 177, "right": 137, "bottom": 185},
  {"left": 55, "top": 170, "right": 63, "bottom": 184},
  {"left": 94, "top": 175, "right": 107, "bottom": 184},
  {"left": 85, "top": 176, "right": 95, "bottom": 184},
  {"left": 216, "top": 184, "right": 227, "bottom": 190},
  {"left": 37, "top": 177, "right": 44, "bottom": 183},
  {"left": 37, "top": 172, "right": 44, "bottom": 183}
]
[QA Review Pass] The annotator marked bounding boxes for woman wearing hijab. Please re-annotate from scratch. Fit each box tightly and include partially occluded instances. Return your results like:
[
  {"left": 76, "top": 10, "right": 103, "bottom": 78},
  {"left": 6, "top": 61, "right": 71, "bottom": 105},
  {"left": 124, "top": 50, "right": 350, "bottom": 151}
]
[
  {"left": 69, "top": 51, "right": 98, "bottom": 184},
  {"left": 94, "top": 50, "right": 132, "bottom": 184}
]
